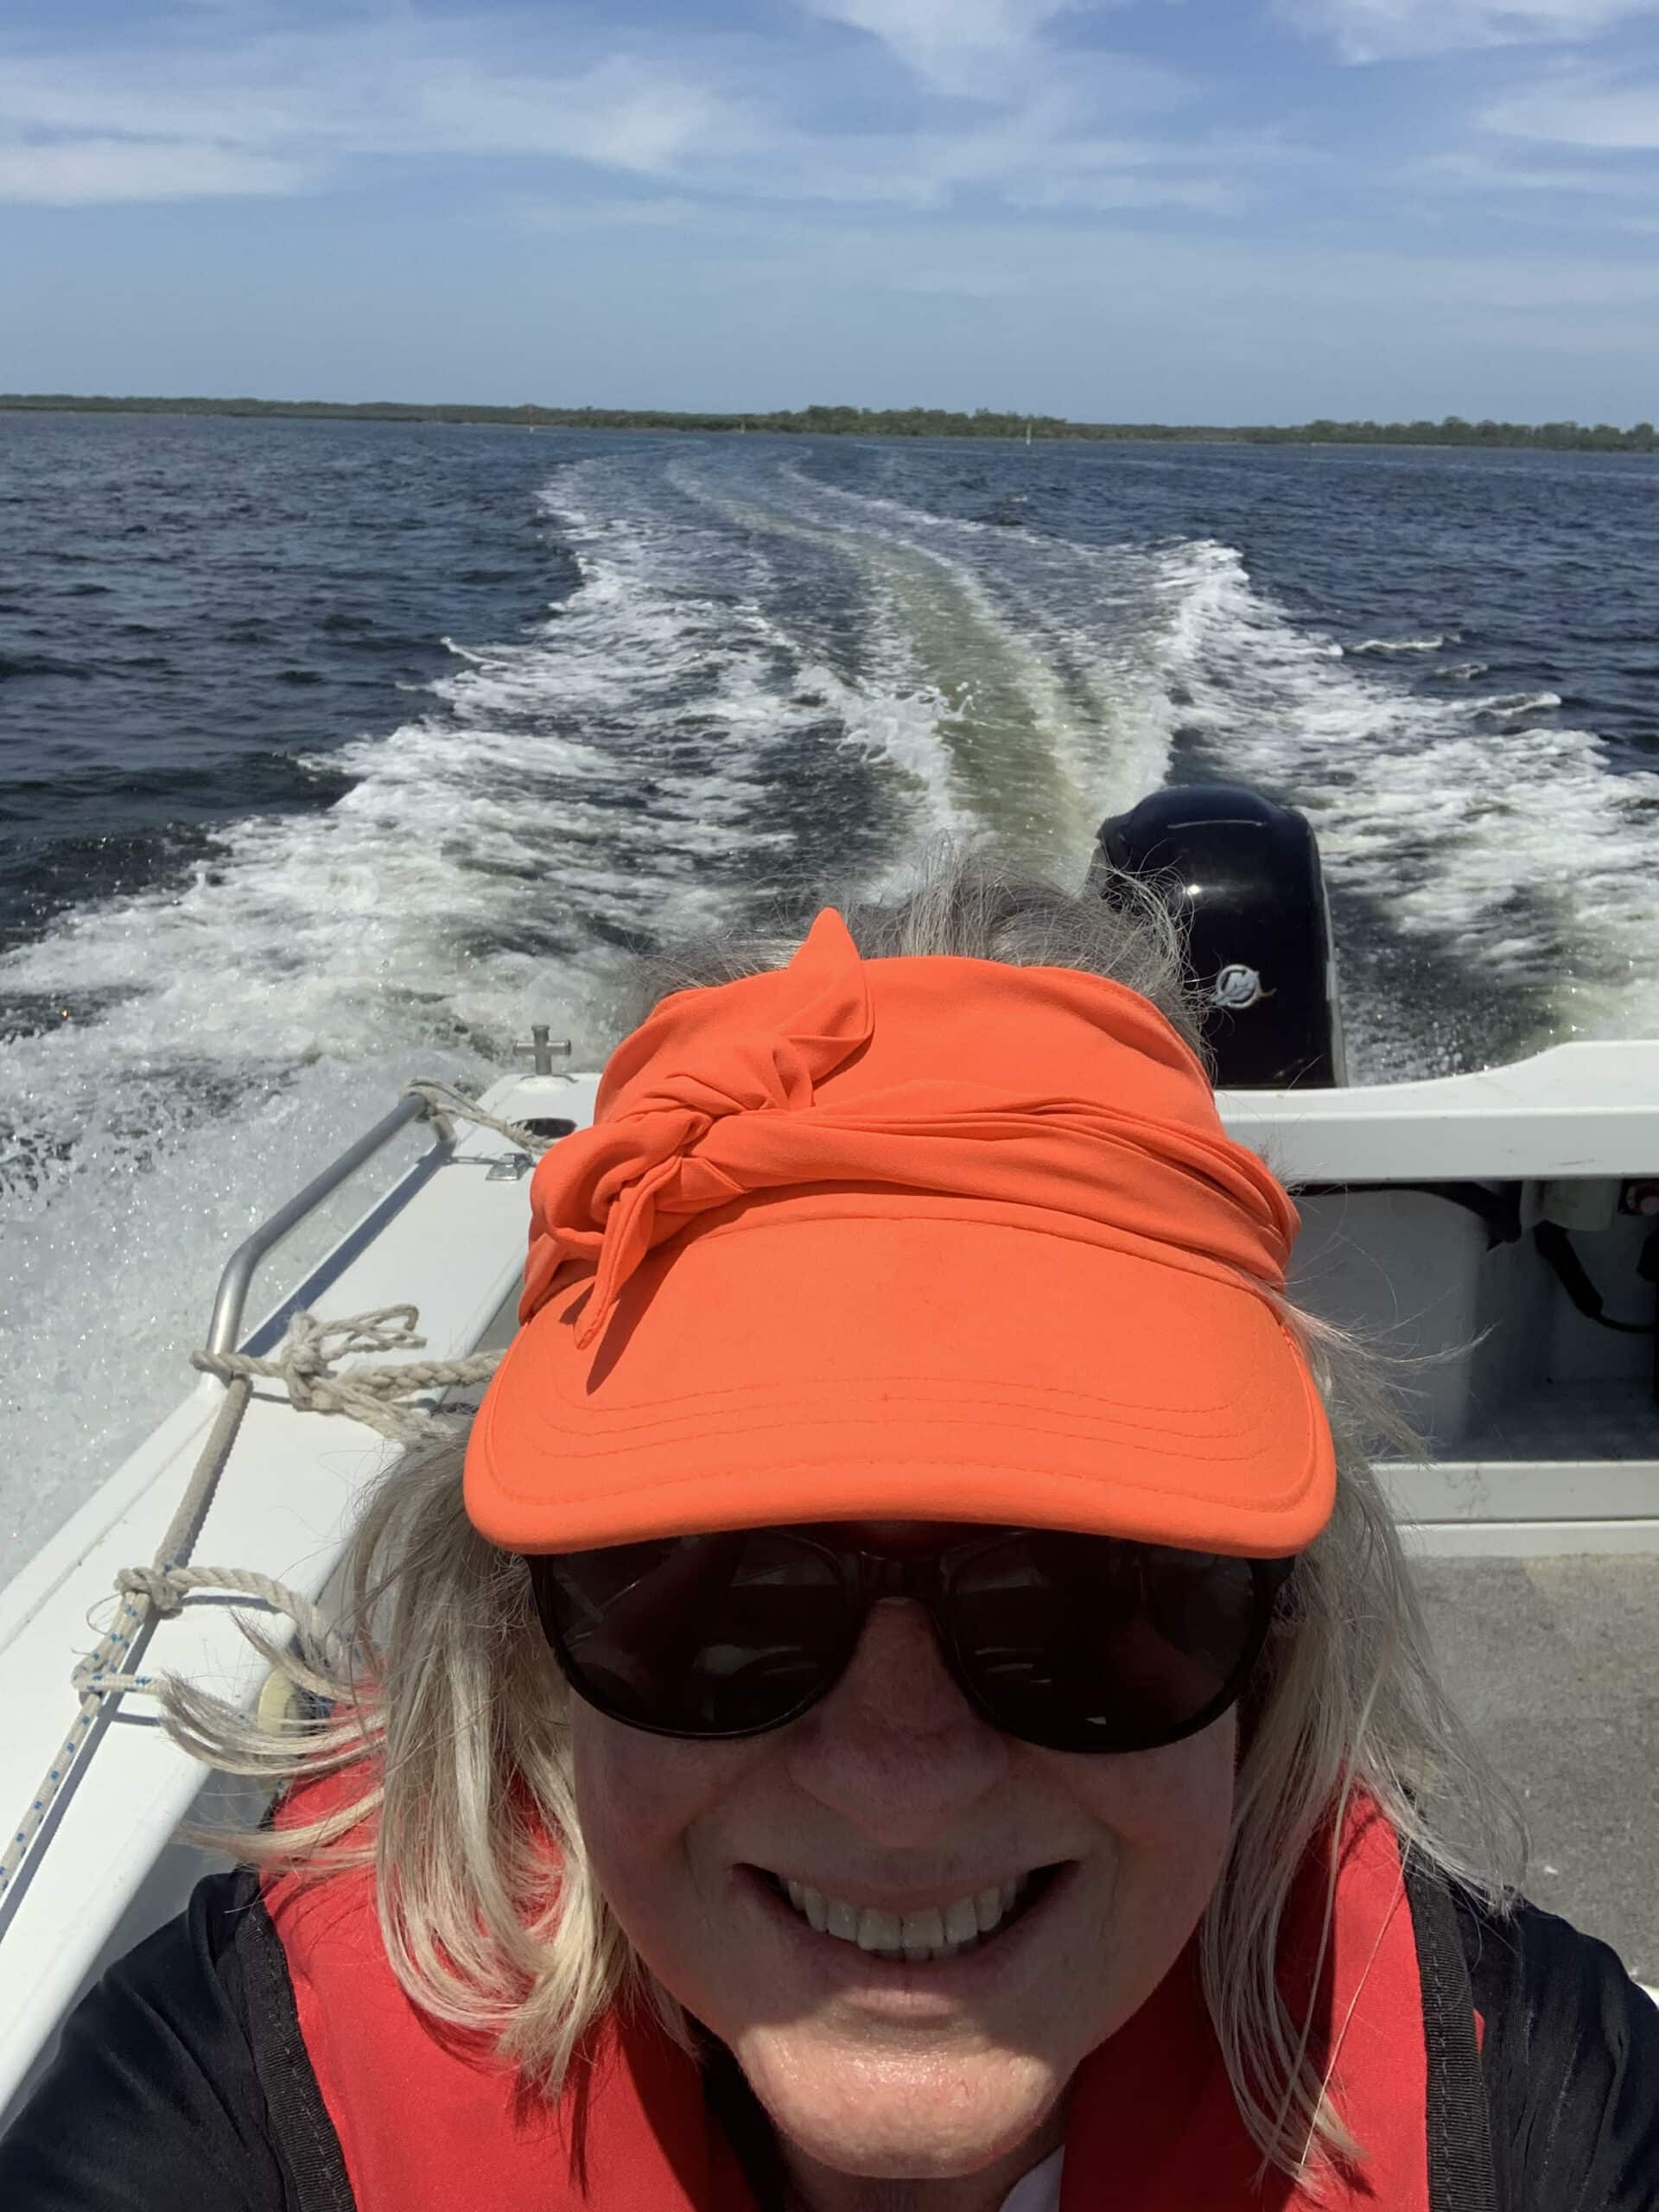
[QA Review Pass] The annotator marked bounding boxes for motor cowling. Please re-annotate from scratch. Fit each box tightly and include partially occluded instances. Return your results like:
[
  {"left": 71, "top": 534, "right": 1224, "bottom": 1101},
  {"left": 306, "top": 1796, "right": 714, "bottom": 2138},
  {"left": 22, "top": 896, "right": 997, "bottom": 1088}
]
[{"left": 1088, "top": 784, "right": 1344, "bottom": 1089}]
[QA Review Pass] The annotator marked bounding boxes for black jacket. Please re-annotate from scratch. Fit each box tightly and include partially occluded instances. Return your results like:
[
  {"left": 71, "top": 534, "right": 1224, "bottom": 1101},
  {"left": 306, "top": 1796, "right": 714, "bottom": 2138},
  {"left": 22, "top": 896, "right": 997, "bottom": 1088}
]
[{"left": 3, "top": 1869, "right": 1656, "bottom": 2209}]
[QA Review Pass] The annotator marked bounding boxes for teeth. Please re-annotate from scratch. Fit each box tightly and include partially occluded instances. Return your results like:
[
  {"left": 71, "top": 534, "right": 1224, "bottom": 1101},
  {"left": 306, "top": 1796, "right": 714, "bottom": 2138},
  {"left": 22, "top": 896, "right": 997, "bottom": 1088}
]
[
  {"left": 856, "top": 1908, "right": 902, "bottom": 1953},
  {"left": 776, "top": 1870, "right": 1041, "bottom": 1961},
  {"left": 944, "top": 1897, "right": 980, "bottom": 1945},
  {"left": 901, "top": 1907, "right": 944, "bottom": 1962}
]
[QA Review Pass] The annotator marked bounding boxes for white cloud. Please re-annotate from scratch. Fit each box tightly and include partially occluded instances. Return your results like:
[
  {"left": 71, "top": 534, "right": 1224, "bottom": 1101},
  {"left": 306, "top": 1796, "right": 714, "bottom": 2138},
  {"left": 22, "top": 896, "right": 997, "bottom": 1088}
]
[
  {"left": 801, "top": 0, "right": 1177, "bottom": 104},
  {"left": 1484, "top": 67, "right": 1659, "bottom": 143},
  {"left": 518, "top": 195, "right": 703, "bottom": 232},
  {"left": 0, "top": 10, "right": 1240, "bottom": 214},
  {"left": 1007, "top": 172, "right": 1243, "bottom": 209},
  {"left": 807, "top": 0, "right": 1064, "bottom": 88},
  {"left": 0, "top": 137, "right": 306, "bottom": 203},
  {"left": 410, "top": 60, "right": 725, "bottom": 172},
  {"left": 1421, "top": 144, "right": 1658, "bottom": 185},
  {"left": 0, "top": 40, "right": 734, "bottom": 176},
  {"left": 671, "top": 79, "right": 1245, "bottom": 213},
  {"left": 1284, "top": 0, "right": 1659, "bottom": 60}
]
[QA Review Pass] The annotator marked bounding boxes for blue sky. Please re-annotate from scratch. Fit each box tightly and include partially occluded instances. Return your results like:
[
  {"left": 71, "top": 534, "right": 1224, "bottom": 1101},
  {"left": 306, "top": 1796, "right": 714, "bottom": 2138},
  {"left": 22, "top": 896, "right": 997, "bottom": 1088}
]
[{"left": 3, "top": 0, "right": 1659, "bottom": 420}]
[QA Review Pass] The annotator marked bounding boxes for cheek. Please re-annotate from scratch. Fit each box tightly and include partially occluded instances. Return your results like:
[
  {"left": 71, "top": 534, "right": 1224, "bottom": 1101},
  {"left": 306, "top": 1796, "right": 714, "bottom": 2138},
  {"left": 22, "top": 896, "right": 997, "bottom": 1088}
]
[
  {"left": 572, "top": 1701, "right": 703, "bottom": 1848},
  {"left": 569, "top": 1703, "right": 764, "bottom": 2005},
  {"left": 1059, "top": 1713, "right": 1237, "bottom": 2026},
  {"left": 1070, "top": 1710, "right": 1236, "bottom": 1853}
]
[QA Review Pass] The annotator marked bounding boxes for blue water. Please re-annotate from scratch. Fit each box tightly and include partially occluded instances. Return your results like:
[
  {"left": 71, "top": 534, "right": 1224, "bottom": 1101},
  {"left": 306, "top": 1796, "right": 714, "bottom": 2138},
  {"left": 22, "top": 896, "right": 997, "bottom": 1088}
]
[{"left": 3, "top": 413, "right": 1657, "bottom": 1573}]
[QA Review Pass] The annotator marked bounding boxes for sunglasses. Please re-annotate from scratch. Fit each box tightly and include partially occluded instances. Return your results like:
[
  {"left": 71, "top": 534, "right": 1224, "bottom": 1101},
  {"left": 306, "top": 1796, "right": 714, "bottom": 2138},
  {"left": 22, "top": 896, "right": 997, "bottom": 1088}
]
[{"left": 525, "top": 1525, "right": 1294, "bottom": 1756}]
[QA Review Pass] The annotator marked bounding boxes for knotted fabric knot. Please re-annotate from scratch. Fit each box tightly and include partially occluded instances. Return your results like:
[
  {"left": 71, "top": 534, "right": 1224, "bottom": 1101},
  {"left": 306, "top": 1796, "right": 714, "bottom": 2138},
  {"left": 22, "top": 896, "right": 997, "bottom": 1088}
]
[
  {"left": 518, "top": 908, "right": 1300, "bottom": 1356},
  {"left": 522, "top": 910, "right": 874, "bottom": 1347}
]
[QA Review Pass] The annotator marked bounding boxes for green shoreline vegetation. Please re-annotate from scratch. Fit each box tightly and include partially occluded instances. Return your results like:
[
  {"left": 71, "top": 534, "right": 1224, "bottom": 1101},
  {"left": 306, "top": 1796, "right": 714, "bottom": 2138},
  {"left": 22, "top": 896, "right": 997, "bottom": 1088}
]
[{"left": 3, "top": 393, "right": 1656, "bottom": 452}]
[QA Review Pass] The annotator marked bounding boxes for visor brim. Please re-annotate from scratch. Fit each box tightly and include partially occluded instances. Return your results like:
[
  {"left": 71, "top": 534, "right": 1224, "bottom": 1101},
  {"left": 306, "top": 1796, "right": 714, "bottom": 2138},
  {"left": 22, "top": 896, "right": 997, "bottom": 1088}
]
[{"left": 465, "top": 1198, "right": 1333, "bottom": 1559}]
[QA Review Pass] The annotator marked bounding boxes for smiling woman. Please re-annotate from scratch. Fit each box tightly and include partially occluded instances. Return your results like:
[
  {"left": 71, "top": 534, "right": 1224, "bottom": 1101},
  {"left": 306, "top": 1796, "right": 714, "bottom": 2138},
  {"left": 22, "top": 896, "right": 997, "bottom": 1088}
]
[{"left": 3, "top": 863, "right": 1656, "bottom": 2212}]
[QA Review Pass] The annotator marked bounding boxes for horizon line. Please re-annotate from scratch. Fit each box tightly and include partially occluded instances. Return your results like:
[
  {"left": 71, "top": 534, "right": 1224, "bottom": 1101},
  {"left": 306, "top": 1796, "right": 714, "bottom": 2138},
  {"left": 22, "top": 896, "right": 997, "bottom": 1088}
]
[{"left": 3, "top": 394, "right": 1656, "bottom": 452}]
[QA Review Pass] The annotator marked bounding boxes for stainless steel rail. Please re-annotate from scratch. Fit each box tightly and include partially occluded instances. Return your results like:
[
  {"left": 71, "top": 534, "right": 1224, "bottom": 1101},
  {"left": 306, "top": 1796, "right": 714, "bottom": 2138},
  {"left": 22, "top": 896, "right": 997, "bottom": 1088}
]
[{"left": 205, "top": 1092, "right": 446, "bottom": 1357}]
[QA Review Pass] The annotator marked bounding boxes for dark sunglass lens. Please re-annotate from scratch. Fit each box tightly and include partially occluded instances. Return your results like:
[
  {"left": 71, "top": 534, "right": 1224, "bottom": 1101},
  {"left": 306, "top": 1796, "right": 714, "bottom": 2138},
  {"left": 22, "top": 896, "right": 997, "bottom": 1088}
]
[
  {"left": 948, "top": 1535, "right": 1263, "bottom": 1751},
  {"left": 531, "top": 1532, "right": 850, "bottom": 1736}
]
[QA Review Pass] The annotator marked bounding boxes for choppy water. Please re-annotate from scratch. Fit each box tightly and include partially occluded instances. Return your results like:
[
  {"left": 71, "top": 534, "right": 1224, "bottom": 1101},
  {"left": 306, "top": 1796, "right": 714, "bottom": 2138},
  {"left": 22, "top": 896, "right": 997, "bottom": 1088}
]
[{"left": 3, "top": 412, "right": 1657, "bottom": 1580}]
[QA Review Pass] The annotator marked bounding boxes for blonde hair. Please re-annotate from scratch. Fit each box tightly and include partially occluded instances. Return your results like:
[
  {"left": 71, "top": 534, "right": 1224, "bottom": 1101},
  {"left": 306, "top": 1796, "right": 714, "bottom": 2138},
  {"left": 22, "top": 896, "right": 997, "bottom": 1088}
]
[{"left": 163, "top": 858, "right": 1524, "bottom": 2192}]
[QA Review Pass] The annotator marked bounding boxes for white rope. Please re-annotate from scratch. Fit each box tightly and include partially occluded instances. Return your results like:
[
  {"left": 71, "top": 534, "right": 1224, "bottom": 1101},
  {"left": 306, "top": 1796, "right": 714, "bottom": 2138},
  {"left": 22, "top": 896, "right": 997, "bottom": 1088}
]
[
  {"left": 191, "top": 1306, "right": 503, "bottom": 1447},
  {"left": 0, "top": 1372, "right": 253, "bottom": 1900},
  {"left": 2, "top": 1076, "right": 547, "bottom": 1901},
  {"left": 401, "top": 1078, "right": 552, "bottom": 1158},
  {"left": 73, "top": 1566, "right": 342, "bottom": 1696}
]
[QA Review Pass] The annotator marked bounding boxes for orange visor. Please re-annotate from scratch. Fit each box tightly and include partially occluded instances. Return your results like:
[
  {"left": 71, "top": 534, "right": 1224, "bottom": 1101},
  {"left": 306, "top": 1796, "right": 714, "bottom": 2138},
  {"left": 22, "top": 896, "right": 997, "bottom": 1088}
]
[{"left": 464, "top": 909, "right": 1333, "bottom": 1558}]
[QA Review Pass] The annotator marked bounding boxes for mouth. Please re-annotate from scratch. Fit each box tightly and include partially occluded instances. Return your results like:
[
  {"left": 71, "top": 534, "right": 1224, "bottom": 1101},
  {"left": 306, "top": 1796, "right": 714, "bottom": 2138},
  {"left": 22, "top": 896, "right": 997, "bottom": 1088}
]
[{"left": 753, "top": 1862, "right": 1065, "bottom": 1967}]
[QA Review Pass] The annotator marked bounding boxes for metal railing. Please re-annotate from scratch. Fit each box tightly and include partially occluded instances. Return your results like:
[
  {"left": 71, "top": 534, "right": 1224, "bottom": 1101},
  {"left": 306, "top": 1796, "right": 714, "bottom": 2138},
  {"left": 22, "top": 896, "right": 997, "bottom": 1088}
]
[{"left": 205, "top": 1092, "right": 447, "bottom": 1357}]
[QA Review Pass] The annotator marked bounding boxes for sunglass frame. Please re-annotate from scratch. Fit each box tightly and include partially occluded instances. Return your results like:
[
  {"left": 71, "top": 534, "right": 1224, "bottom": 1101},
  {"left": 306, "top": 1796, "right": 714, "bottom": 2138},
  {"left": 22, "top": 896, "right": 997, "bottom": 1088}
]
[{"left": 526, "top": 1526, "right": 1297, "bottom": 1756}]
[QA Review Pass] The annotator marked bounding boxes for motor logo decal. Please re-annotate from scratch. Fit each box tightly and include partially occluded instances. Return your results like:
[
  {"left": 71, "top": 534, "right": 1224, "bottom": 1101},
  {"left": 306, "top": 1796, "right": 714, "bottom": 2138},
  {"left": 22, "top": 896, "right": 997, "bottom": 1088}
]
[{"left": 1213, "top": 963, "right": 1272, "bottom": 1010}]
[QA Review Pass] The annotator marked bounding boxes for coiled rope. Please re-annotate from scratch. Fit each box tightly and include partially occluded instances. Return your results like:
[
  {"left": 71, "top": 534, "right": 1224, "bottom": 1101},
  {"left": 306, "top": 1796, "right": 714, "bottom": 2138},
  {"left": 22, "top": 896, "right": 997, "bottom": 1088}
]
[
  {"left": 191, "top": 1306, "right": 501, "bottom": 1449},
  {"left": 400, "top": 1077, "right": 551, "bottom": 1159},
  {"left": 0, "top": 1081, "right": 553, "bottom": 1903}
]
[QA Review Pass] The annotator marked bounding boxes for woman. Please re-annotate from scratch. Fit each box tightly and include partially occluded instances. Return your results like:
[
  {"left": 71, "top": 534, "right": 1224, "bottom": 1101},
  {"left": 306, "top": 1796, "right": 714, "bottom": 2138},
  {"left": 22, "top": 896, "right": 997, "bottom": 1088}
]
[{"left": 3, "top": 867, "right": 1655, "bottom": 2212}]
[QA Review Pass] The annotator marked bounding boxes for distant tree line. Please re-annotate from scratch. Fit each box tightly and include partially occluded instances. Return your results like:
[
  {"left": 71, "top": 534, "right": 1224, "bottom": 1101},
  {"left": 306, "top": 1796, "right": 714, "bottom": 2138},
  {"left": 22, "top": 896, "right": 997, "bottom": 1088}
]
[{"left": 3, "top": 394, "right": 1655, "bottom": 452}]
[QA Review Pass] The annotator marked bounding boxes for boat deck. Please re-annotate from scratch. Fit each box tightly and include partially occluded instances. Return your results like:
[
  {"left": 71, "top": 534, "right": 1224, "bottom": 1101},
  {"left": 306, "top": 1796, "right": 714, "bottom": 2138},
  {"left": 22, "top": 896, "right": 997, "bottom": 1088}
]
[{"left": 1409, "top": 1552, "right": 1659, "bottom": 1987}]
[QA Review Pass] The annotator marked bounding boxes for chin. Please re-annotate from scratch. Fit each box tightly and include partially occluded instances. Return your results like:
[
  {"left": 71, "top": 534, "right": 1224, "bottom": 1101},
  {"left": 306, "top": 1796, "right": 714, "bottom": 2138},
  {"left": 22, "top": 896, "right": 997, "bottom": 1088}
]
[{"left": 734, "top": 2027, "right": 1062, "bottom": 2183}]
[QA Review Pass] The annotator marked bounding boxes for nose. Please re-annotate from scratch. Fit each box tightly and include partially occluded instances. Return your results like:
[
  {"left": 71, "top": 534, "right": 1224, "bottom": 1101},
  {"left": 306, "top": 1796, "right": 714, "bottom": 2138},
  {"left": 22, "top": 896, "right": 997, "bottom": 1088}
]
[{"left": 781, "top": 1599, "right": 1012, "bottom": 1844}]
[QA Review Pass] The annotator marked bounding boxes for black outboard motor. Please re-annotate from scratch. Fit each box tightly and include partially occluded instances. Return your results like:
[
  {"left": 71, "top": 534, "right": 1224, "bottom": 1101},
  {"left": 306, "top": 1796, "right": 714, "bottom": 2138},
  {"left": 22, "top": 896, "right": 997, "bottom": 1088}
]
[{"left": 1088, "top": 784, "right": 1344, "bottom": 1088}]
